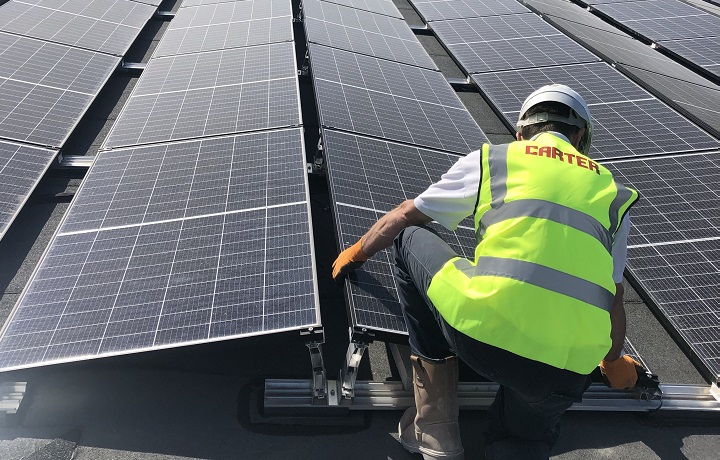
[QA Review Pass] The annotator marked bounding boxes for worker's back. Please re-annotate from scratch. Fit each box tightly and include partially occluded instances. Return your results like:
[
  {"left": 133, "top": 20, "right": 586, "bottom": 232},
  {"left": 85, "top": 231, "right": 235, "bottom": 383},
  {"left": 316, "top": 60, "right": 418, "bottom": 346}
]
[{"left": 428, "top": 132, "right": 637, "bottom": 374}]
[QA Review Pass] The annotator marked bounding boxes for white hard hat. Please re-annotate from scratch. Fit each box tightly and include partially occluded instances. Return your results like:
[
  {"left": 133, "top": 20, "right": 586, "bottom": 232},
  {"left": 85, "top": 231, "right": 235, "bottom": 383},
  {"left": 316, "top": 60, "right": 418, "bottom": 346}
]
[{"left": 516, "top": 84, "right": 593, "bottom": 155}]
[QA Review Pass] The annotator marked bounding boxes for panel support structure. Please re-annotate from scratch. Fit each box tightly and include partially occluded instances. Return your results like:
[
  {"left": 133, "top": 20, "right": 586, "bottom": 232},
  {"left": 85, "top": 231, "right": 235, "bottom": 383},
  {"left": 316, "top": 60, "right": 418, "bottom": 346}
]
[
  {"left": 307, "top": 340, "right": 327, "bottom": 400},
  {"left": 264, "top": 379, "right": 720, "bottom": 412},
  {"left": 340, "top": 341, "right": 368, "bottom": 399}
]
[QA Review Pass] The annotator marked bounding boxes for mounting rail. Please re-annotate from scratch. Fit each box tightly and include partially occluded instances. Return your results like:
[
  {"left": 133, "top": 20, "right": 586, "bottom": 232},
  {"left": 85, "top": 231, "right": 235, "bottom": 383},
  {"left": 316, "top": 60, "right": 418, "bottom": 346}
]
[{"left": 264, "top": 379, "right": 720, "bottom": 412}]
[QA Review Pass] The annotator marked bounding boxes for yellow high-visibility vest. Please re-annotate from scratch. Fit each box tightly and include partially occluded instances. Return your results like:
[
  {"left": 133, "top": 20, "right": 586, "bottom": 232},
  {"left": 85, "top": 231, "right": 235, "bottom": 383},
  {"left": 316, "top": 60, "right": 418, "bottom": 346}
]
[{"left": 427, "top": 133, "right": 639, "bottom": 374}]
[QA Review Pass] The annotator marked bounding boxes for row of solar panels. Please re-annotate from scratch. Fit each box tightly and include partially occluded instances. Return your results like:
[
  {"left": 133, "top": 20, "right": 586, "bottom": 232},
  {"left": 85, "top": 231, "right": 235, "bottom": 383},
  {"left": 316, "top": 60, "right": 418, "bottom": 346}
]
[
  {"left": 578, "top": 0, "right": 720, "bottom": 81},
  {"left": 0, "top": 0, "right": 321, "bottom": 370},
  {"left": 408, "top": 0, "right": 720, "bottom": 381},
  {"left": 302, "top": 0, "right": 488, "bottom": 338},
  {"left": 0, "top": 0, "right": 714, "bottom": 379},
  {"left": 0, "top": 0, "right": 162, "bottom": 240}
]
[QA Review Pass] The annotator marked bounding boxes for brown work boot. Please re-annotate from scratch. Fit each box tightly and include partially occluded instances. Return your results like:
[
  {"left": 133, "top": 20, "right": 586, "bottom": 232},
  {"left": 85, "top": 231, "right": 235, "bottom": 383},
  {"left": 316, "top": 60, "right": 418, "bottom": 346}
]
[{"left": 398, "top": 355, "right": 464, "bottom": 460}]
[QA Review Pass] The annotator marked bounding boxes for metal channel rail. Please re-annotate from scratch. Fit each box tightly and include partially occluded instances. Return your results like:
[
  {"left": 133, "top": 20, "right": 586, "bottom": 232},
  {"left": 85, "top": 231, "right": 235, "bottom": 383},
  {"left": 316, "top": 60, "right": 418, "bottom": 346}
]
[{"left": 264, "top": 379, "right": 720, "bottom": 413}]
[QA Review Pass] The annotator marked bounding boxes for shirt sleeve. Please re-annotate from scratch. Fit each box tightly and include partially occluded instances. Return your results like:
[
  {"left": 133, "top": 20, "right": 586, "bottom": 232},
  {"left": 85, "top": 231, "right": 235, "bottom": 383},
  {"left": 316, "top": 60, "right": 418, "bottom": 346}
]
[
  {"left": 413, "top": 150, "right": 481, "bottom": 231},
  {"left": 611, "top": 215, "right": 630, "bottom": 283}
]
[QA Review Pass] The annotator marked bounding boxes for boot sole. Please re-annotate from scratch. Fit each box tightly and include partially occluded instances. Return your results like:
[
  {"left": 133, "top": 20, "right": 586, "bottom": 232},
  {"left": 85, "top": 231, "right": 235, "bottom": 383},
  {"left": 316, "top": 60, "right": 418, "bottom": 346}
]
[{"left": 398, "top": 421, "right": 465, "bottom": 460}]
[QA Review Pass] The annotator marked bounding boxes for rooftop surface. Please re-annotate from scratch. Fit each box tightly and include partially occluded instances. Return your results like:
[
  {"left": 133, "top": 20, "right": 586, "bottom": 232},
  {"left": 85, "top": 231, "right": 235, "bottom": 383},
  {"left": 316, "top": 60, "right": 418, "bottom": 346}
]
[{"left": 0, "top": 0, "right": 719, "bottom": 458}]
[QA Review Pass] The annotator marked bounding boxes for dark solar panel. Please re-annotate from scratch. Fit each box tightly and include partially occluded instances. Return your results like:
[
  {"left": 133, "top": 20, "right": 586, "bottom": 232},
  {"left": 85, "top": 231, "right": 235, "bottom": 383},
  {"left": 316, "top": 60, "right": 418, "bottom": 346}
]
[
  {"left": 592, "top": 0, "right": 720, "bottom": 40},
  {"left": 303, "top": 0, "right": 437, "bottom": 69},
  {"left": 323, "top": 129, "right": 475, "bottom": 335},
  {"left": 471, "top": 64, "right": 720, "bottom": 160},
  {"left": 605, "top": 153, "right": 720, "bottom": 247},
  {"left": 659, "top": 37, "right": 720, "bottom": 79},
  {"left": 309, "top": 44, "right": 487, "bottom": 154},
  {"left": 627, "top": 240, "right": 720, "bottom": 382},
  {"left": 472, "top": 62, "right": 651, "bottom": 112},
  {"left": 104, "top": 43, "right": 300, "bottom": 148},
  {"left": 154, "top": 0, "right": 293, "bottom": 57},
  {"left": 0, "top": 129, "right": 320, "bottom": 372},
  {"left": 409, "top": 0, "right": 530, "bottom": 22},
  {"left": 0, "top": 140, "right": 57, "bottom": 240},
  {"left": 430, "top": 14, "right": 599, "bottom": 73},
  {"left": 606, "top": 152, "right": 720, "bottom": 381},
  {"left": 588, "top": 100, "right": 720, "bottom": 160},
  {"left": 0, "top": 0, "right": 156, "bottom": 55},
  {"left": 0, "top": 33, "right": 120, "bottom": 147},
  {"left": 322, "top": 0, "right": 403, "bottom": 18}
]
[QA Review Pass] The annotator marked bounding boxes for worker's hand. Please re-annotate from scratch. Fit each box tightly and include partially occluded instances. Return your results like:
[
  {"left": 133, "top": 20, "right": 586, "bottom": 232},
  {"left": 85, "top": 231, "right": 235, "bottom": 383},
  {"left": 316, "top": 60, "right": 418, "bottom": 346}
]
[
  {"left": 332, "top": 239, "right": 369, "bottom": 282},
  {"left": 599, "top": 355, "right": 641, "bottom": 389}
]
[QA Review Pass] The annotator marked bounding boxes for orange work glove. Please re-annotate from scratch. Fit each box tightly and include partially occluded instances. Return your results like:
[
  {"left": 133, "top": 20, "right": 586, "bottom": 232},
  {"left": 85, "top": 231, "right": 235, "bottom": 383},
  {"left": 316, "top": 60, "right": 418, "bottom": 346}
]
[
  {"left": 332, "top": 239, "right": 369, "bottom": 281},
  {"left": 599, "top": 355, "right": 641, "bottom": 389}
]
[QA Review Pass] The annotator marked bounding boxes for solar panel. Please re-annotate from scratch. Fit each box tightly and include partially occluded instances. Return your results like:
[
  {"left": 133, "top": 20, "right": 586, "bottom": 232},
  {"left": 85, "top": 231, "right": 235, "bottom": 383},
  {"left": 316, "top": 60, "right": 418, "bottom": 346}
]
[
  {"left": 471, "top": 64, "right": 720, "bottom": 160},
  {"left": 104, "top": 42, "right": 301, "bottom": 148},
  {"left": 592, "top": 0, "right": 720, "bottom": 40},
  {"left": 603, "top": 152, "right": 720, "bottom": 381},
  {"left": 605, "top": 153, "right": 720, "bottom": 247},
  {"left": 0, "top": 0, "right": 157, "bottom": 56},
  {"left": 302, "top": 0, "right": 437, "bottom": 69},
  {"left": 0, "top": 129, "right": 320, "bottom": 372},
  {"left": 64, "top": 130, "right": 310, "bottom": 233},
  {"left": 0, "top": 140, "right": 57, "bottom": 240},
  {"left": 626, "top": 240, "right": 720, "bottom": 383},
  {"left": 658, "top": 37, "right": 720, "bottom": 80},
  {"left": 409, "top": 0, "right": 530, "bottom": 22},
  {"left": 309, "top": 44, "right": 487, "bottom": 154},
  {"left": 154, "top": 0, "right": 293, "bottom": 57},
  {"left": 472, "top": 62, "right": 651, "bottom": 112},
  {"left": 323, "top": 129, "right": 476, "bottom": 336},
  {"left": 321, "top": 0, "right": 403, "bottom": 18},
  {"left": 429, "top": 14, "right": 600, "bottom": 73},
  {"left": 0, "top": 33, "right": 120, "bottom": 147}
]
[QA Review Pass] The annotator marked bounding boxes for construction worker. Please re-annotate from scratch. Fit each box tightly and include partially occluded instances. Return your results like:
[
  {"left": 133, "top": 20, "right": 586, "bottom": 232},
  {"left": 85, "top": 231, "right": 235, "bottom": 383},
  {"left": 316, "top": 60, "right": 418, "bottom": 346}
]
[{"left": 332, "top": 85, "right": 648, "bottom": 459}]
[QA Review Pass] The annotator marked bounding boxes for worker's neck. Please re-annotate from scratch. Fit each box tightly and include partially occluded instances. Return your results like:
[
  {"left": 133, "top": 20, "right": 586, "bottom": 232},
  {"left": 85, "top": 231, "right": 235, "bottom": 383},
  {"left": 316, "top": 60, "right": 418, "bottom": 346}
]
[{"left": 530, "top": 131, "right": 571, "bottom": 144}]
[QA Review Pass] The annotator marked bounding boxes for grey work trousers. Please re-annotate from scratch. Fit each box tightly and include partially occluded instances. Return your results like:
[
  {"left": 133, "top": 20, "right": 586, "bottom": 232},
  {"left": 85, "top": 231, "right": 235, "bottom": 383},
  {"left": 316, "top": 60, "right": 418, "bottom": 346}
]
[{"left": 393, "top": 226, "right": 591, "bottom": 460}]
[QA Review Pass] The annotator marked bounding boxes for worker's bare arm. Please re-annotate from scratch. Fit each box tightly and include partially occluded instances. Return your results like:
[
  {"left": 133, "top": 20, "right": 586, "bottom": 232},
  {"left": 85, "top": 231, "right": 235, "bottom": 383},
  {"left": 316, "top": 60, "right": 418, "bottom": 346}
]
[
  {"left": 604, "top": 282, "right": 626, "bottom": 361},
  {"left": 361, "top": 200, "right": 432, "bottom": 256}
]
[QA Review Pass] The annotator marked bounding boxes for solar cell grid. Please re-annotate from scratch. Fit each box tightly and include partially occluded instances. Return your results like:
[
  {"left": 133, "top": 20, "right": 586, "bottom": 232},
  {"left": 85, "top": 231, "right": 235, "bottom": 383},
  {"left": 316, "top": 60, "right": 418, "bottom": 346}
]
[
  {"left": 170, "top": 0, "right": 291, "bottom": 28},
  {"left": 472, "top": 63, "right": 651, "bottom": 112},
  {"left": 659, "top": 38, "right": 720, "bottom": 79},
  {"left": 627, "top": 240, "right": 720, "bottom": 381},
  {"left": 430, "top": 14, "right": 599, "bottom": 73},
  {"left": 0, "top": 140, "right": 57, "bottom": 240},
  {"left": 471, "top": 65, "right": 720, "bottom": 159},
  {"left": 136, "top": 43, "right": 297, "bottom": 95},
  {"left": 155, "top": 18, "right": 293, "bottom": 57},
  {"left": 323, "top": 130, "right": 475, "bottom": 335},
  {"left": 409, "top": 0, "right": 530, "bottom": 22},
  {"left": 105, "top": 42, "right": 301, "bottom": 148},
  {"left": 321, "top": 0, "right": 403, "bottom": 18},
  {"left": 0, "top": 0, "right": 156, "bottom": 55},
  {"left": 0, "top": 32, "right": 120, "bottom": 95},
  {"left": 592, "top": 0, "right": 720, "bottom": 40},
  {"left": 65, "top": 130, "right": 309, "bottom": 233},
  {"left": 0, "top": 129, "right": 320, "bottom": 371},
  {"left": 302, "top": 0, "right": 437, "bottom": 69},
  {"left": 309, "top": 44, "right": 487, "bottom": 154},
  {"left": 605, "top": 153, "right": 720, "bottom": 246}
]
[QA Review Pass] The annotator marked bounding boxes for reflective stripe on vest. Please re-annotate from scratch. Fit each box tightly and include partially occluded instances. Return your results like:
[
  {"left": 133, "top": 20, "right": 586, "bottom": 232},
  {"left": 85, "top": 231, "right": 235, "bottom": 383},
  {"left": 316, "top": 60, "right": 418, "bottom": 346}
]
[{"left": 452, "top": 257, "right": 614, "bottom": 313}]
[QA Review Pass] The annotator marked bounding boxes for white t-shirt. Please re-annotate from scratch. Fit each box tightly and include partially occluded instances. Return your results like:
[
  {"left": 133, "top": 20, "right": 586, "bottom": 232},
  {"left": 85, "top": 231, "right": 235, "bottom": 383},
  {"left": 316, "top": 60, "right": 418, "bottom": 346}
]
[{"left": 414, "top": 149, "right": 630, "bottom": 283}]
